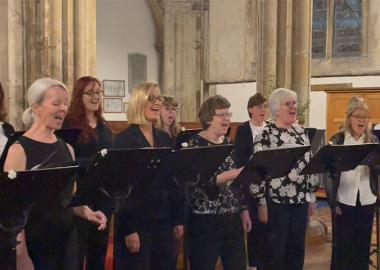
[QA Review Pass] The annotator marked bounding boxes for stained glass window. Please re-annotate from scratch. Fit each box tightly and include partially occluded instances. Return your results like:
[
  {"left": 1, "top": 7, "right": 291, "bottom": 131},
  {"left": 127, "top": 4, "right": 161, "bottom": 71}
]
[
  {"left": 333, "top": 0, "right": 362, "bottom": 56},
  {"left": 312, "top": 0, "right": 328, "bottom": 58}
]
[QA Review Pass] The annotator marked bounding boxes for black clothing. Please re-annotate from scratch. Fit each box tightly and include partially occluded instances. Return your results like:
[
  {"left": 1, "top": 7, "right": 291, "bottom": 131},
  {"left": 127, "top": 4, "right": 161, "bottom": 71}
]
[
  {"left": 18, "top": 136, "right": 76, "bottom": 270},
  {"left": 335, "top": 203, "right": 375, "bottom": 270},
  {"left": 187, "top": 134, "right": 246, "bottom": 270},
  {"left": 234, "top": 121, "right": 254, "bottom": 168},
  {"left": 64, "top": 120, "right": 114, "bottom": 270},
  {"left": 113, "top": 124, "right": 185, "bottom": 270},
  {"left": 263, "top": 202, "right": 308, "bottom": 270},
  {"left": 1, "top": 121, "right": 15, "bottom": 138}
]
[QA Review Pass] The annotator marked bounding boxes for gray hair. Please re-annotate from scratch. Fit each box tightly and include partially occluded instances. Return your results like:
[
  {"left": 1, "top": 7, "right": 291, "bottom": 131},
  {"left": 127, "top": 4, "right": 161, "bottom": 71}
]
[
  {"left": 22, "top": 78, "right": 67, "bottom": 126},
  {"left": 268, "top": 88, "right": 297, "bottom": 120}
]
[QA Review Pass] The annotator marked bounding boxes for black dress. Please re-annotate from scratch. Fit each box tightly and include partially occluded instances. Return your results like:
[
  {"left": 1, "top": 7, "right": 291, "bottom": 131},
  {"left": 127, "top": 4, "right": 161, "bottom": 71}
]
[
  {"left": 65, "top": 121, "right": 114, "bottom": 270},
  {"left": 18, "top": 136, "right": 76, "bottom": 270},
  {"left": 113, "top": 124, "right": 185, "bottom": 270}
]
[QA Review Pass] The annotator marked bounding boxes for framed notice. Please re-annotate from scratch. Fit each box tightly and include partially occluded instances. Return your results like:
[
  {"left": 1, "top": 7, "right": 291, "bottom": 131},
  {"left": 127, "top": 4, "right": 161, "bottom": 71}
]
[
  {"left": 103, "top": 98, "right": 123, "bottom": 113},
  {"left": 103, "top": 80, "right": 125, "bottom": 97}
]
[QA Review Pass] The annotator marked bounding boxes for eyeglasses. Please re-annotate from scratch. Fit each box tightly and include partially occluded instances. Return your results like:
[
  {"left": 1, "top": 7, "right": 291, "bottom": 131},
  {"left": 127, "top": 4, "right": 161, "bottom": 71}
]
[
  {"left": 214, "top": 112, "right": 232, "bottom": 118},
  {"left": 165, "top": 106, "right": 179, "bottom": 113},
  {"left": 351, "top": 114, "right": 370, "bottom": 121},
  {"left": 255, "top": 103, "right": 268, "bottom": 109},
  {"left": 281, "top": 101, "right": 297, "bottom": 107},
  {"left": 83, "top": 90, "right": 103, "bottom": 98},
  {"left": 147, "top": 95, "right": 163, "bottom": 103}
]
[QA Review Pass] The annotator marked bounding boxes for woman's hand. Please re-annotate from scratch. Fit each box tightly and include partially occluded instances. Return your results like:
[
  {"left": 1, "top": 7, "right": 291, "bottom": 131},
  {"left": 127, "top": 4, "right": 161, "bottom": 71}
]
[
  {"left": 125, "top": 232, "right": 140, "bottom": 253},
  {"left": 174, "top": 225, "right": 184, "bottom": 239},
  {"left": 216, "top": 167, "right": 244, "bottom": 186},
  {"left": 240, "top": 209, "right": 252, "bottom": 232},
  {"left": 73, "top": 206, "right": 107, "bottom": 230},
  {"left": 258, "top": 204, "right": 268, "bottom": 224},
  {"left": 335, "top": 206, "right": 342, "bottom": 216}
]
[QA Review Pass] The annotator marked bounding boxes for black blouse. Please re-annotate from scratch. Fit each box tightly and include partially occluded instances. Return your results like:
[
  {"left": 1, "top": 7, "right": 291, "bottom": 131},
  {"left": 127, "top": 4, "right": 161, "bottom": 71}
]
[{"left": 188, "top": 134, "right": 242, "bottom": 215}]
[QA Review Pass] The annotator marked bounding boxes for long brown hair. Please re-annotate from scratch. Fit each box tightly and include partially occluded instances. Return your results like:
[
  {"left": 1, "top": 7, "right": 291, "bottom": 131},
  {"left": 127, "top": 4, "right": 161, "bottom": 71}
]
[{"left": 65, "top": 76, "right": 108, "bottom": 143}]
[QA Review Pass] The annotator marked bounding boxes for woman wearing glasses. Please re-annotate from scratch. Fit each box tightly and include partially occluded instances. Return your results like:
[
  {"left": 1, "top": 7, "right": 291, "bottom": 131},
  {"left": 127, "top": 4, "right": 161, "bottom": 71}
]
[
  {"left": 235, "top": 93, "right": 268, "bottom": 270},
  {"left": 113, "top": 82, "right": 185, "bottom": 270},
  {"left": 327, "top": 96, "right": 378, "bottom": 270},
  {"left": 64, "top": 76, "right": 112, "bottom": 270},
  {"left": 187, "top": 95, "right": 246, "bottom": 270},
  {"left": 158, "top": 95, "right": 181, "bottom": 142},
  {"left": 247, "top": 88, "right": 318, "bottom": 270}
]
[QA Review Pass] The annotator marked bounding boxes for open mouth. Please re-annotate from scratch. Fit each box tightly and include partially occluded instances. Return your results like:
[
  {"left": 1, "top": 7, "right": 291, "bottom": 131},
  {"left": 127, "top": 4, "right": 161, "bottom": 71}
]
[{"left": 54, "top": 115, "right": 64, "bottom": 121}]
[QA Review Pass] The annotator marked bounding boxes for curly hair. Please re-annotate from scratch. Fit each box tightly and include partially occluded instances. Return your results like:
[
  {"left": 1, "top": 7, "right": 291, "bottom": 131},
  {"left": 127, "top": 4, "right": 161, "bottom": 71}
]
[{"left": 65, "top": 76, "right": 108, "bottom": 143}]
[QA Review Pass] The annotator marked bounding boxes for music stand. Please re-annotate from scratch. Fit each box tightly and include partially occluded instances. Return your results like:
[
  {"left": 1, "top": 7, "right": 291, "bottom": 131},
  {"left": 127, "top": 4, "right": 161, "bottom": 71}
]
[
  {"left": 236, "top": 146, "right": 310, "bottom": 186},
  {"left": 0, "top": 165, "right": 79, "bottom": 270},
  {"left": 300, "top": 143, "right": 378, "bottom": 270}
]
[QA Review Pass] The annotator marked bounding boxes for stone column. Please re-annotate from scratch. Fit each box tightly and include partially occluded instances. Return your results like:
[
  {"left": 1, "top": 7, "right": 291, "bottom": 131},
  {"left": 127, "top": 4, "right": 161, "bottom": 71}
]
[
  {"left": 74, "top": 0, "right": 97, "bottom": 80},
  {"left": 7, "top": 0, "right": 24, "bottom": 129},
  {"left": 291, "top": 0, "right": 312, "bottom": 123},
  {"left": 161, "top": 0, "right": 202, "bottom": 121},
  {"left": 256, "top": 0, "right": 277, "bottom": 97}
]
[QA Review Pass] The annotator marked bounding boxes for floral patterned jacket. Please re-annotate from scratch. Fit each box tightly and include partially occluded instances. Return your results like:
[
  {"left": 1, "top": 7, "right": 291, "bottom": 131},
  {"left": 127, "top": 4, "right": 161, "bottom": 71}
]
[{"left": 248, "top": 122, "right": 319, "bottom": 205}]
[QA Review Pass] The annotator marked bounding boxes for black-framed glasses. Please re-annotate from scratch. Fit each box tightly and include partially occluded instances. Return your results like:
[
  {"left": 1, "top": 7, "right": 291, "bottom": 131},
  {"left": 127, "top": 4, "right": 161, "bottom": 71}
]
[
  {"left": 351, "top": 114, "right": 370, "bottom": 121},
  {"left": 165, "top": 106, "right": 179, "bottom": 113},
  {"left": 83, "top": 90, "right": 104, "bottom": 98},
  {"left": 147, "top": 95, "right": 163, "bottom": 103}
]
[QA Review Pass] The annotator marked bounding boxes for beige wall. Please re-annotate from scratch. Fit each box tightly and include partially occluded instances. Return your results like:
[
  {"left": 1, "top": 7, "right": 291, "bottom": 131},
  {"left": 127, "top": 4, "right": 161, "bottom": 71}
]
[{"left": 0, "top": 0, "right": 9, "bottom": 98}]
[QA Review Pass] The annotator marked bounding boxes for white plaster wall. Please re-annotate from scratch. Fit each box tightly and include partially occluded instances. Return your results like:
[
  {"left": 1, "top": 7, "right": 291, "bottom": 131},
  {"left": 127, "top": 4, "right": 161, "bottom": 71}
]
[
  {"left": 97, "top": 0, "right": 159, "bottom": 121},
  {"left": 216, "top": 76, "right": 380, "bottom": 128},
  {"left": 216, "top": 82, "right": 257, "bottom": 122}
]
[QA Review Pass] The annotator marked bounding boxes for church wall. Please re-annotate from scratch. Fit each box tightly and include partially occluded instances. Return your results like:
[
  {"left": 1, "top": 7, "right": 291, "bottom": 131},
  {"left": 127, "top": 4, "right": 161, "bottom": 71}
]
[
  {"left": 96, "top": 0, "right": 159, "bottom": 121},
  {"left": 215, "top": 76, "right": 380, "bottom": 131},
  {"left": 0, "top": 0, "right": 9, "bottom": 93}
]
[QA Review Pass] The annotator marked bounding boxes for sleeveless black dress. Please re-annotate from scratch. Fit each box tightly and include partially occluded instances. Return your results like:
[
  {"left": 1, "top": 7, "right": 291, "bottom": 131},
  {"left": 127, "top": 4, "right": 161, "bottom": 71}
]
[{"left": 18, "top": 136, "right": 76, "bottom": 270}]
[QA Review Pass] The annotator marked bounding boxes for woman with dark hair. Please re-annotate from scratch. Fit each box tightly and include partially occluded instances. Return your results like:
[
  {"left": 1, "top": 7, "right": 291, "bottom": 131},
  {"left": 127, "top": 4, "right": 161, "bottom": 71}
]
[
  {"left": 235, "top": 93, "right": 268, "bottom": 270},
  {"left": 113, "top": 82, "right": 185, "bottom": 270},
  {"left": 64, "top": 76, "right": 113, "bottom": 270},
  {"left": 187, "top": 95, "right": 246, "bottom": 270}
]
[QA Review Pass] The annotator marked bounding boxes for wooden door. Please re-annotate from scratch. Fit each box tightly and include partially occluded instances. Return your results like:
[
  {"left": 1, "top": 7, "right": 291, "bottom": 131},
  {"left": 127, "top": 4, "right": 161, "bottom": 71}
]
[{"left": 326, "top": 90, "right": 380, "bottom": 140}]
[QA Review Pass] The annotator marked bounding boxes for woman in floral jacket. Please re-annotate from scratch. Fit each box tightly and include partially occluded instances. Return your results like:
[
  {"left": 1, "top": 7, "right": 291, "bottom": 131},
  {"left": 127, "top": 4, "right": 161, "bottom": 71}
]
[{"left": 247, "top": 88, "right": 319, "bottom": 270}]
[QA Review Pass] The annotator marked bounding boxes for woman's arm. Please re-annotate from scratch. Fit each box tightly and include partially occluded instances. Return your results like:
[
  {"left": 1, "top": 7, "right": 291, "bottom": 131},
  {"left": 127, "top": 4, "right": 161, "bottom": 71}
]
[{"left": 4, "top": 144, "right": 26, "bottom": 172}]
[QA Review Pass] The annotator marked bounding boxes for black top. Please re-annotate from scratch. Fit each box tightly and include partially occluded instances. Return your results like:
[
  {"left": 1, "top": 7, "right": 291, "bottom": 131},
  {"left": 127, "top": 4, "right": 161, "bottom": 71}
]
[
  {"left": 188, "top": 134, "right": 242, "bottom": 215},
  {"left": 234, "top": 121, "right": 254, "bottom": 168},
  {"left": 64, "top": 121, "right": 114, "bottom": 216},
  {"left": 1, "top": 122, "right": 15, "bottom": 138},
  {"left": 113, "top": 124, "right": 185, "bottom": 237}
]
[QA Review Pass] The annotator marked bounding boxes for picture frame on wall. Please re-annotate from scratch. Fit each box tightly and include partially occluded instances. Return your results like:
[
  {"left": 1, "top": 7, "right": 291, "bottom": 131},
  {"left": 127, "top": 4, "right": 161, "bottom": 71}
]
[
  {"left": 123, "top": 102, "right": 129, "bottom": 113},
  {"left": 103, "top": 98, "right": 123, "bottom": 113},
  {"left": 103, "top": 80, "right": 125, "bottom": 97}
]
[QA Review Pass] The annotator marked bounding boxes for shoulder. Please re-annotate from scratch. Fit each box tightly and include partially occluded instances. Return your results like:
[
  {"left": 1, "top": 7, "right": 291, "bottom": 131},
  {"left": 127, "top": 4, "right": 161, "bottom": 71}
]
[
  {"left": 4, "top": 143, "right": 26, "bottom": 171},
  {"left": 65, "top": 143, "right": 75, "bottom": 160},
  {"left": 330, "top": 131, "right": 345, "bottom": 145},
  {"left": 154, "top": 127, "right": 172, "bottom": 146}
]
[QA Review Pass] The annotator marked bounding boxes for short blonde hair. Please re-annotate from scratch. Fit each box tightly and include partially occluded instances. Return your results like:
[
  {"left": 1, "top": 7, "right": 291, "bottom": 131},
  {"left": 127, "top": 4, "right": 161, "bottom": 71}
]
[
  {"left": 127, "top": 82, "right": 159, "bottom": 125},
  {"left": 22, "top": 77, "right": 67, "bottom": 126},
  {"left": 268, "top": 88, "right": 297, "bottom": 120},
  {"left": 341, "top": 96, "right": 372, "bottom": 143}
]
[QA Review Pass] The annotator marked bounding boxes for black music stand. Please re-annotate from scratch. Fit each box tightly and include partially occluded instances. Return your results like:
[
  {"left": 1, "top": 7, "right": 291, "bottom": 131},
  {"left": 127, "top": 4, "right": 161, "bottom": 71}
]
[
  {"left": 0, "top": 165, "right": 78, "bottom": 270},
  {"left": 174, "top": 129, "right": 202, "bottom": 149},
  {"left": 300, "top": 143, "right": 378, "bottom": 270},
  {"left": 236, "top": 146, "right": 310, "bottom": 186}
]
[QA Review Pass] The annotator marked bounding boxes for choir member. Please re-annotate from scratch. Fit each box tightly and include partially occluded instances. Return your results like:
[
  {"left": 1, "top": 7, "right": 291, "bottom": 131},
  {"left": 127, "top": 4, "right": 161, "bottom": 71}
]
[
  {"left": 113, "top": 82, "right": 185, "bottom": 270},
  {"left": 248, "top": 88, "right": 319, "bottom": 270},
  {"left": 4, "top": 78, "right": 106, "bottom": 270},
  {"left": 327, "top": 96, "right": 378, "bottom": 270},
  {"left": 158, "top": 95, "right": 181, "bottom": 142},
  {"left": 64, "top": 76, "right": 113, "bottom": 270},
  {"left": 187, "top": 95, "right": 246, "bottom": 270},
  {"left": 235, "top": 93, "right": 268, "bottom": 270}
]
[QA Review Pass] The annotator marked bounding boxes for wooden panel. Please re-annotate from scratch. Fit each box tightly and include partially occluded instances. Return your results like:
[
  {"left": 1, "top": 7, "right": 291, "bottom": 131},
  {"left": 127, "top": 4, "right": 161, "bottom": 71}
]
[{"left": 326, "top": 90, "right": 380, "bottom": 140}]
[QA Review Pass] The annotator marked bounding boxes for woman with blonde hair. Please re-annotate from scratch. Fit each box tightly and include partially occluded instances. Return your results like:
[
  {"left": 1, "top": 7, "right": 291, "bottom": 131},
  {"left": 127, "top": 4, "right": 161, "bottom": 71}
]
[
  {"left": 158, "top": 95, "right": 181, "bottom": 140},
  {"left": 113, "top": 82, "right": 185, "bottom": 270},
  {"left": 327, "top": 96, "right": 378, "bottom": 270}
]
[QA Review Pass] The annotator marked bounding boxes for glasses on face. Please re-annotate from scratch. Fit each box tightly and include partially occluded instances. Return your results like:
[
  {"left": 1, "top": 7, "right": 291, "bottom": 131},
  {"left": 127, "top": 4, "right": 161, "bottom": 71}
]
[
  {"left": 255, "top": 103, "right": 268, "bottom": 109},
  {"left": 281, "top": 100, "right": 297, "bottom": 107},
  {"left": 351, "top": 114, "right": 370, "bottom": 121},
  {"left": 214, "top": 112, "right": 232, "bottom": 118},
  {"left": 165, "top": 106, "right": 179, "bottom": 113},
  {"left": 147, "top": 95, "right": 163, "bottom": 103},
  {"left": 83, "top": 90, "right": 103, "bottom": 98}
]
